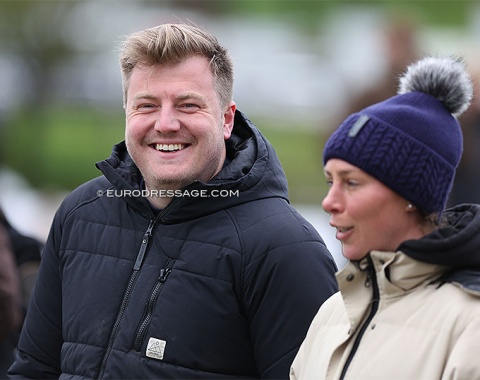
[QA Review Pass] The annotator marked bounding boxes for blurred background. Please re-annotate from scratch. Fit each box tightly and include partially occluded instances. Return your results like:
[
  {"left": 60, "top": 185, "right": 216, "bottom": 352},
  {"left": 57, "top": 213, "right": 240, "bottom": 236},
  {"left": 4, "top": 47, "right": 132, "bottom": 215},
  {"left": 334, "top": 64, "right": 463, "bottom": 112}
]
[{"left": 2, "top": 0, "right": 480, "bottom": 268}]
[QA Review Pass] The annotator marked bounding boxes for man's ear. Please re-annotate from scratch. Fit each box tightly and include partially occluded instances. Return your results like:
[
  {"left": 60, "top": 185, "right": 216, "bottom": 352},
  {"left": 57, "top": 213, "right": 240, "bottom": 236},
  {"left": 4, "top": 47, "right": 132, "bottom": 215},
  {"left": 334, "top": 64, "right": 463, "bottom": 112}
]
[{"left": 223, "top": 102, "right": 236, "bottom": 140}]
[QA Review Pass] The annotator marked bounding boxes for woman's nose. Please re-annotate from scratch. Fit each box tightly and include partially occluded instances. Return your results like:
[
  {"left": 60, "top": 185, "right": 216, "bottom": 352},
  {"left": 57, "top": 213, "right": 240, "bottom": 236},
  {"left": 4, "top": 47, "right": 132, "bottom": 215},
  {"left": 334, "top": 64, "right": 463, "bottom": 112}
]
[{"left": 322, "top": 186, "right": 342, "bottom": 214}]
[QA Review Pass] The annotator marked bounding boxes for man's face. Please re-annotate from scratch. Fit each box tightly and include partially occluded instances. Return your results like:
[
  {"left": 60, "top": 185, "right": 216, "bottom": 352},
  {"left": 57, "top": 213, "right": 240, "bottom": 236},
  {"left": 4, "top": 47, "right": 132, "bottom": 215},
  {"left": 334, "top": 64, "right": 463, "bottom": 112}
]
[{"left": 125, "top": 55, "right": 236, "bottom": 194}]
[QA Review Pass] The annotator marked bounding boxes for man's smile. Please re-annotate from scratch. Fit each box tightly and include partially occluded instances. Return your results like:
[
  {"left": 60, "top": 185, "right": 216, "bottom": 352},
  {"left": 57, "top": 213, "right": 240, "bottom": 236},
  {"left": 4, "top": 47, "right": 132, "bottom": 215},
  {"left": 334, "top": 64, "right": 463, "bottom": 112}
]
[{"left": 154, "top": 143, "right": 186, "bottom": 152}]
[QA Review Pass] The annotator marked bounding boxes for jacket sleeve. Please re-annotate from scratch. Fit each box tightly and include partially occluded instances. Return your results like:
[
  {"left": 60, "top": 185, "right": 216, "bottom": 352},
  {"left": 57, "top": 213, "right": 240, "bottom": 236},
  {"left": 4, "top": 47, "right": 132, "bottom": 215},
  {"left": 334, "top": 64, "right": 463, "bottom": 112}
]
[
  {"left": 242, "top": 224, "right": 338, "bottom": 379},
  {"left": 443, "top": 315, "right": 480, "bottom": 380},
  {"left": 8, "top": 212, "right": 64, "bottom": 379},
  {"left": 0, "top": 223, "right": 22, "bottom": 341}
]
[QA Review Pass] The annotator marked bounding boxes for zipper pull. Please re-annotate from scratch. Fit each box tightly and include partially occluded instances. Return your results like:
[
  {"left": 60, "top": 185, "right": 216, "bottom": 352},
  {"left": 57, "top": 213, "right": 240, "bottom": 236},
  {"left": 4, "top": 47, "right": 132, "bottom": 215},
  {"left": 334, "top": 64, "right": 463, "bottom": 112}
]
[
  {"left": 159, "top": 267, "right": 172, "bottom": 283},
  {"left": 134, "top": 220, "right": 155, "bottom": 271}
]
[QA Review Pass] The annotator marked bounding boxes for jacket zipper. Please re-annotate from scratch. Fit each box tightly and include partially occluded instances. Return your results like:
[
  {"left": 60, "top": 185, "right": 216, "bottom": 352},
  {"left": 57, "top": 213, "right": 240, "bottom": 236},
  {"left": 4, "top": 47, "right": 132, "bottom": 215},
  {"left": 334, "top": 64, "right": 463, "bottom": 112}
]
[
  {"left": 339, "top": 256, "right": 379, "bottom": 380},
  {"left": 133, "top": 259, "right": 173, "bottom": 351},
  {"left": 96, "top": 219, "right": 156, "bottom": 380}
]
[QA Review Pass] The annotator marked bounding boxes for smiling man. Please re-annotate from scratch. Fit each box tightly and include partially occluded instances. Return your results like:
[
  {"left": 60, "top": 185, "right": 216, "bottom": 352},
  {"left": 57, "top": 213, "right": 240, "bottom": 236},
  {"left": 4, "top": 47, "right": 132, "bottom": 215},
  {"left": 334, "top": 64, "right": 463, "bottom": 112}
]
[
  {"left": 8, "top": 23, "right": 338, "bottom": 379},
  {"left": 125, "top": 55, "right": 235, "bottom": 209}
]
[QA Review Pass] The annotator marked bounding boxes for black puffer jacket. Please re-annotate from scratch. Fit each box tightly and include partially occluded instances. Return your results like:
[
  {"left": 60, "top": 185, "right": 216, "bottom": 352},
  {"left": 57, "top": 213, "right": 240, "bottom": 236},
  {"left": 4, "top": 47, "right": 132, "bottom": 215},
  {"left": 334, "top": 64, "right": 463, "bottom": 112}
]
[{"left": 8, "top": 111, "right": 338, "bottom": 379}]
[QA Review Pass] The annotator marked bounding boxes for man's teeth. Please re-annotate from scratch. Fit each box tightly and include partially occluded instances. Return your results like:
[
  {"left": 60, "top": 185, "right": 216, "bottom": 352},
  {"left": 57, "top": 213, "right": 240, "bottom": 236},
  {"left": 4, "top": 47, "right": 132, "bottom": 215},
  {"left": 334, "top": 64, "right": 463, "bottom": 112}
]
[{"left": 155, "top": 143, "right": 185, "bottom": 152}]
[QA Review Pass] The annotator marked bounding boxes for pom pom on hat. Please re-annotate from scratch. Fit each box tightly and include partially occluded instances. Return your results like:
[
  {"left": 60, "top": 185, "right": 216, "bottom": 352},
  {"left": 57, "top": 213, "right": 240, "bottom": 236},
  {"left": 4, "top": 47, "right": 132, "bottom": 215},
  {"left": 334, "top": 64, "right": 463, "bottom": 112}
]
[
  {"left": 323, "top": 56, "right": 473, "bottom": 214},
  {"left": 398, "top": 56, "right": 473, "bottom": 116}
]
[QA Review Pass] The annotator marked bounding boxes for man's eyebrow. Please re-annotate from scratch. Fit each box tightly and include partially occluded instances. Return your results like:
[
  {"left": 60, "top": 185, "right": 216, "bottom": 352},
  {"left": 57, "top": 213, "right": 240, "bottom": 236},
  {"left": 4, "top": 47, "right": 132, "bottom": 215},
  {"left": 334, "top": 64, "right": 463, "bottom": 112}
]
[
  {"left": 132, "top": 93, "right": 156, "bottom": 101},
  {"left": 176, "top": 92, "right": 206, "bottom": 102},
  {"left": 132, "top": 92, "right": 206, "bottom": 102}
]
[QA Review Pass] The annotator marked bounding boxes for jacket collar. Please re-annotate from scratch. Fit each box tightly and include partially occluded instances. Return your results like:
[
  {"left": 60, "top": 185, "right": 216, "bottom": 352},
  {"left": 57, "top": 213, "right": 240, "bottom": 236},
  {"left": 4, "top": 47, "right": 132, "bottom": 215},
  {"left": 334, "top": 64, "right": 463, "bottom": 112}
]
[
  {"left": 399, "top": 204, "right": 480, "bottom": 268},
  {"left": 336, "top": 252, "right": 448, "bottom": 331},
  {"left": 338, "top": 251, "right": 447, "bottom": 296}
]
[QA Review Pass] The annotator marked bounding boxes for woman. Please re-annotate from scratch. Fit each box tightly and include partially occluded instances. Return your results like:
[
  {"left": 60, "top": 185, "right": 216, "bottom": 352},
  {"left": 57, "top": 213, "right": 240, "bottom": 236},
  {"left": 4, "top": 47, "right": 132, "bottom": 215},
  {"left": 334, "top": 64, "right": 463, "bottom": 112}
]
[{"left": 290, "top": 56, "right": 480, "bottom": 380}]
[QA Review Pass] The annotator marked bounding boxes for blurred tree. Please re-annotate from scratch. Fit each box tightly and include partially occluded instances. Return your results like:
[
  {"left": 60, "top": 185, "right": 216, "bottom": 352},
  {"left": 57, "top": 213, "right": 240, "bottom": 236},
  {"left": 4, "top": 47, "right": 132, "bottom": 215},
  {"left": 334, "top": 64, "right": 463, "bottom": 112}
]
[
  {"left": 164, "top": 0, "right": 470, "bottom": 32},
  {"left": 0, "top": 0, "right": 95, "bottom": 190},
  {"left": 0, "top": 0, "right": 81, "bottom": 107}
]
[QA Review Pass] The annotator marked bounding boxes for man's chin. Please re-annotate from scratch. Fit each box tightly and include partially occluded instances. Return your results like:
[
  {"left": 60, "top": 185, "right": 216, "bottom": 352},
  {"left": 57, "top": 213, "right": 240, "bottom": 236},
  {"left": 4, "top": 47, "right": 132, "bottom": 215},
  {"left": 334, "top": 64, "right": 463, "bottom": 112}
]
[{"left": 146, "top": 176, "right": 193, "bottom": 192}]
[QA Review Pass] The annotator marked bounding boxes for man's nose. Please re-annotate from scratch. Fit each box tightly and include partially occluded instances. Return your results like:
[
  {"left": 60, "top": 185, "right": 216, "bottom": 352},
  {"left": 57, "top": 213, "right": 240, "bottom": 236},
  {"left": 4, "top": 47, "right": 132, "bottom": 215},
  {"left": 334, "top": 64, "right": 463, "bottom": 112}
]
[{"left": 153, "top": 107, "right": 181, "bottom": 133}]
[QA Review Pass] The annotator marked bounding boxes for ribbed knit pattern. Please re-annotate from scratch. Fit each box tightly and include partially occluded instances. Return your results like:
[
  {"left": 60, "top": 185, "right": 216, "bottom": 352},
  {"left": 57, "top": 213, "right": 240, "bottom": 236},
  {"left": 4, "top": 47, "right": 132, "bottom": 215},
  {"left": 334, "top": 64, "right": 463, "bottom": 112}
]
[{"left": 323, "top": 92, "right": 463, "bottom": 214}]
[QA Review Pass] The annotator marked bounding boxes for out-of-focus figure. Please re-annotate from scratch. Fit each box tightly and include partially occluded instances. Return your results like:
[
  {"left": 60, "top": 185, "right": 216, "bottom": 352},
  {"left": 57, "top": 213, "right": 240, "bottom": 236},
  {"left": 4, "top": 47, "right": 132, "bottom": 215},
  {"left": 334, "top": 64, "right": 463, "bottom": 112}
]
[
  {"left": 448, "top": 64, "right": 480, "bottom": 205},
  {"left": 0, "top": 208, "right": 41, "bottom": 377},
  {"left": 342, "top": 13, "right": 422, "bottom": 117},
  {"left": 0, "top": 215, "right": 22, "bottom": 377}
]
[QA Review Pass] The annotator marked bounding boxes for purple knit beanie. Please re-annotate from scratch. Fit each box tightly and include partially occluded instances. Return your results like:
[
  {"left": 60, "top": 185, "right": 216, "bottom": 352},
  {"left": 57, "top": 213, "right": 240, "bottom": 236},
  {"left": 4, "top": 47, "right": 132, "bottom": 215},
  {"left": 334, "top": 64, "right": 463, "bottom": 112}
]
[{"left": 323, "top": 56, "right": 473, "bottom": 214}]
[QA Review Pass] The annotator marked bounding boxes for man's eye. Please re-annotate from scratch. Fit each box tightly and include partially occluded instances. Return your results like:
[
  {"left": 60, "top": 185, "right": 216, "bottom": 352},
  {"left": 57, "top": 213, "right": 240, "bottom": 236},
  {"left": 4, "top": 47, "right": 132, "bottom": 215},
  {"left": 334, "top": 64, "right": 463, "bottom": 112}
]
[
  {"left": 138, "top": 104, "right": 155, "bottom": 109},
  {"left": 180, "top": 103, "right": 199, "bottom": 111}
]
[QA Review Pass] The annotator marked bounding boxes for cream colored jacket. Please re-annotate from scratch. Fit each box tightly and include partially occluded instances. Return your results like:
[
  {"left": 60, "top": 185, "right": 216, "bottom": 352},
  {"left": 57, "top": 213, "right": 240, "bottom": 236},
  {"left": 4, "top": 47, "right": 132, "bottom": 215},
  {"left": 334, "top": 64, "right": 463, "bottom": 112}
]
[{"left": 291, "top": 251, "right": 480, "bottom": 380}]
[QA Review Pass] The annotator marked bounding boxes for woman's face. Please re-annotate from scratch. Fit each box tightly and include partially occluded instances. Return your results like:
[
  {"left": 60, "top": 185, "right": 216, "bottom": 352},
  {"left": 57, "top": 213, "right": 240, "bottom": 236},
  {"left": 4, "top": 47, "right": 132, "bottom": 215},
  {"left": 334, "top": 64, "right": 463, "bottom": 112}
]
[{"left": 322, "top": 159, "right": 423, "bottom": 261}]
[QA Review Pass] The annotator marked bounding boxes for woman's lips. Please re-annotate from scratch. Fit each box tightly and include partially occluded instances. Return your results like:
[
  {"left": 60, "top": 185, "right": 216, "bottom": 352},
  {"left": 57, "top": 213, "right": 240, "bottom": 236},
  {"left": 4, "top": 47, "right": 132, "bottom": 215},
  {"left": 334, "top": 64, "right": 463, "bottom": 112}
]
[{"left": 334, "top": 226, "right": 353, "bottom": 241}]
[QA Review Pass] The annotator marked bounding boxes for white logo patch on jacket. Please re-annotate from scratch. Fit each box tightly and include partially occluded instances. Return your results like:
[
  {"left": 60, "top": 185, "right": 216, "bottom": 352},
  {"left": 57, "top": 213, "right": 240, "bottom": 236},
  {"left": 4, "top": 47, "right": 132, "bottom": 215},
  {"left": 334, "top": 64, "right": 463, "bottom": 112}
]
[{"left": 146, "top": 337, "right": 166, "bottom": 360}]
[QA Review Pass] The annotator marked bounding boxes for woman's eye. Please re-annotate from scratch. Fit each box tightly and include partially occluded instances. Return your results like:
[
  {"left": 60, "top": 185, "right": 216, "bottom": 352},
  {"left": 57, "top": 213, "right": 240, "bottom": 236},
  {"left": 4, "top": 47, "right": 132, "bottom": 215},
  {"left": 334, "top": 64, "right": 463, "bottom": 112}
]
[{"left": 347, "top": 180, "right": 359, "bottom": 187}]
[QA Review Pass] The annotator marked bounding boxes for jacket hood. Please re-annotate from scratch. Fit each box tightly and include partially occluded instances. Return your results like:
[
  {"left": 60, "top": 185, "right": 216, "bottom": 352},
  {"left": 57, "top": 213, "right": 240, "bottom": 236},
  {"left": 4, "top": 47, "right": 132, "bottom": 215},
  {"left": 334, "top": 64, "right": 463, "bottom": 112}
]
[
  {"left": 95, "top": 110, "right": 289, "bottom": 223},
  {"left": 399, "top": 204, "right": 480, "bottom": 268}
]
